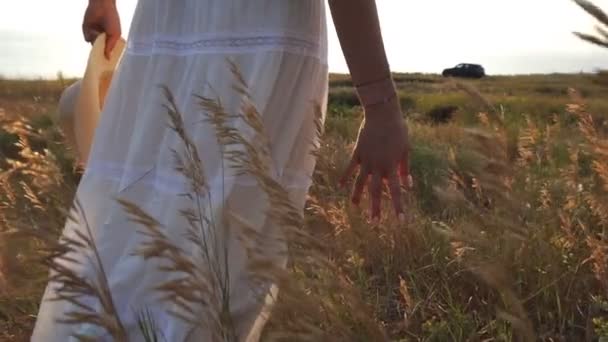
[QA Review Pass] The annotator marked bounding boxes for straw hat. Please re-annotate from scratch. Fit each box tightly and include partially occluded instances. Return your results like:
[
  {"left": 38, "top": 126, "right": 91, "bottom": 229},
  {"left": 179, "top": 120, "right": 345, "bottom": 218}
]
[{"left": 56, "top": 33, "right": 126, "bottom": 166}]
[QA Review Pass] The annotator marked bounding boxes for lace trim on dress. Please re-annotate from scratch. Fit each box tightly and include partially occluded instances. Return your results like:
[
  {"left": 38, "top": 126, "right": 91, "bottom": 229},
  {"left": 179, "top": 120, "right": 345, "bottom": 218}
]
[{"left": 127, "top": 31, "right": 323, "bottom": 59}]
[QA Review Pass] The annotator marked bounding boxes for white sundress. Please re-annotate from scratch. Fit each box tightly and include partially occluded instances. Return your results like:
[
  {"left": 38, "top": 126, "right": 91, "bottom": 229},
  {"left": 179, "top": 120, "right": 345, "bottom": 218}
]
[{"left": 32, "top": 1, "right": 328, "bottom": 341}]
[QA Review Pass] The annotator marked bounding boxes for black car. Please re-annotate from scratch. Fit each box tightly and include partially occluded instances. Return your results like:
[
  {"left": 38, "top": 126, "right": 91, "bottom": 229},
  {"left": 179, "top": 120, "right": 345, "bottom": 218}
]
[{"left": 442, "top": 63, "right": 486, "bottom": 79}]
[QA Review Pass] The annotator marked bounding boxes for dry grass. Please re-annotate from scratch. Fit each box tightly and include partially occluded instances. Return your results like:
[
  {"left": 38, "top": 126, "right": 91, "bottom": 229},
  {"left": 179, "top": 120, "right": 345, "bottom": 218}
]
[
  {"left": 573, "top": 0, "right": 608, "bottom": 49},
  {"left": 2, "top": 65, "right": 608, "bottom": 341}
]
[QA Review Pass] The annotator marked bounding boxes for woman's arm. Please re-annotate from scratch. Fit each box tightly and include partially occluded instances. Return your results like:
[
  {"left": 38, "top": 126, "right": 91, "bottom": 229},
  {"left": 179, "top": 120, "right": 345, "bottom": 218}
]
[
  {"left": 329, "top": 0, "right": 411, "bottom": 221},
  {"left": 83, "top": 0, "right": 122, "bottom": 59},
  {"left": 328, "top": 0, "right": 391, "bottom": 86}
]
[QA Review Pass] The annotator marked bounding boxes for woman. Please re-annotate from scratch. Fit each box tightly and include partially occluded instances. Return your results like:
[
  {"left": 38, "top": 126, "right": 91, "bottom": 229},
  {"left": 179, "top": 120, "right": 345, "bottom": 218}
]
[{"left": 33, "top": 0, "right": 410, "bottom": 340}]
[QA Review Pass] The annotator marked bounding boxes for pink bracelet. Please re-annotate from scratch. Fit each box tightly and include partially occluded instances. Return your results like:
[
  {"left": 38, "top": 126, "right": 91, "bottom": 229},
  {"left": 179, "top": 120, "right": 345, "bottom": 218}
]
[{"left": 355, "top": 76, "right": 398, "bottom": 108}]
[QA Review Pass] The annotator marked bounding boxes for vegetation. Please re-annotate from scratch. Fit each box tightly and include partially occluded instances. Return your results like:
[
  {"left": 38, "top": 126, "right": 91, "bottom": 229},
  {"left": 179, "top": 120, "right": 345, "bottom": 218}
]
[
  {"left": 2, "top": 2, "right": 608, "bottom": 337},
  {"left": 1, "top": 69, "right": 608, "bottom": 341}
]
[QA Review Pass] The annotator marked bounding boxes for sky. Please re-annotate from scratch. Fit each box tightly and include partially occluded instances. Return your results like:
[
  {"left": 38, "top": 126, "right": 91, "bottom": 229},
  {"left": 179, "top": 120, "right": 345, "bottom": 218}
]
[{"left": 1, "top": 0, "right": 608, "bottom": 78}]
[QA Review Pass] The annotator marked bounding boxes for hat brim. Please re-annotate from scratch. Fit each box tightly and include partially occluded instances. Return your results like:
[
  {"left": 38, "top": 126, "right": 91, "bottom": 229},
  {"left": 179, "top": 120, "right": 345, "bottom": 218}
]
[{"left": 57, "top": 33, "right": 126, "bottom": 164}]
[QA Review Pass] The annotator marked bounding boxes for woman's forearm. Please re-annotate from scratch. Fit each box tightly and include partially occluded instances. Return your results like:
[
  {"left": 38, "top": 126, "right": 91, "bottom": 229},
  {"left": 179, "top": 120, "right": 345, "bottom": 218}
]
[
  {"left": 328, "top": 0, "right": 392, "bottom": 88},
  {"left": 331, "top": 0, "right": 410, "bottom": 220}
]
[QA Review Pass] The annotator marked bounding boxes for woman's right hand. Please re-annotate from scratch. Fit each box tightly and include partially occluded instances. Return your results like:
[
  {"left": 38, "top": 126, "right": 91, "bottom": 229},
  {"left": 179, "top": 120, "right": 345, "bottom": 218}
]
[{"left": 82, "top": 0, "right": 122, "bottom": 59}]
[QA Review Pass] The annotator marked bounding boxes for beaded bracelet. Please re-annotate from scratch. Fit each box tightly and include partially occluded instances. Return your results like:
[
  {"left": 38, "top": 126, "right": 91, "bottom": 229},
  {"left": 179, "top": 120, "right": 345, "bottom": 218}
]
[{"left": 355, "top": 76, "right": 398, "bottom": 109}]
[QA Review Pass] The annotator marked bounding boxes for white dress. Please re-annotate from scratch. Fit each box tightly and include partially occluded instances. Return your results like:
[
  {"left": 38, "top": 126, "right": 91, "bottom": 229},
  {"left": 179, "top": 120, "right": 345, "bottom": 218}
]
[{"left": 32, "top": 1, "right": 328, "bottom": 341}]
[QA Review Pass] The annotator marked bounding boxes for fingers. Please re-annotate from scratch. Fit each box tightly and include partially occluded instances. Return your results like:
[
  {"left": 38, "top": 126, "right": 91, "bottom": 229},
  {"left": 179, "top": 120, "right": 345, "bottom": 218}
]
[
  {"left": 345, "top": 145, "right": 411, "bottom": 221},
  {"left": 83, "top": 28, "right": 120, "bottom": 60},
  {"left": 83, "top": 27, "right": 101, "bottom": 44},
  {"left": 370, "top": 171, "right": 383, "bottom": 219},
  {"left": 351, "top": 165, "right": 370, "bottom": 206},
  {"left": 387, "top": 170, "right": 403, "bottom": 218},
  {"left": 339, "top": 155, "right": 359, "bottom": 188},
  {"left": 104, "top": 32, "right": 121, "bottom": 59},
  {"left": 105, "top": 37, "right": 117, "bottom": 59}
]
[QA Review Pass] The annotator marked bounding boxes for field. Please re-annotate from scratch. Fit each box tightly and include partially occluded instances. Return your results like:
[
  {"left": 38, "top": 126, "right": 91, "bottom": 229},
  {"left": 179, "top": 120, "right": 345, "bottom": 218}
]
[{"left": 1, "top": 72, "right": 608, "bottom": 341}]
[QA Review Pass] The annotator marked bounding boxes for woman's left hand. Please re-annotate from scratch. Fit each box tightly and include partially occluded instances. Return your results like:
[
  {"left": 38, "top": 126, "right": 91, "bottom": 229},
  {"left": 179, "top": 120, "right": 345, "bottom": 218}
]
[
  {"left": 82, "top": 0, "right": 122, "bottom": 59},
  {"left": 340, "top": 96, "right": 411, "bottom": 221}
]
